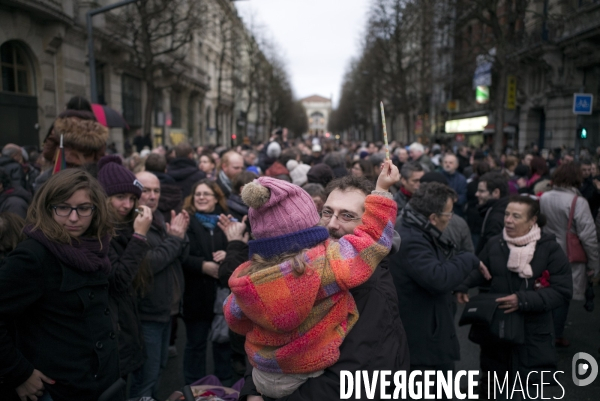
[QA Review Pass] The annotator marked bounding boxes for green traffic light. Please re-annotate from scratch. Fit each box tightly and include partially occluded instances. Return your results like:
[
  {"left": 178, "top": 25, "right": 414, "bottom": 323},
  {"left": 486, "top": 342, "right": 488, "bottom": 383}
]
[{"left": 581, "top": 128, "right": 588, "bottom": 139}]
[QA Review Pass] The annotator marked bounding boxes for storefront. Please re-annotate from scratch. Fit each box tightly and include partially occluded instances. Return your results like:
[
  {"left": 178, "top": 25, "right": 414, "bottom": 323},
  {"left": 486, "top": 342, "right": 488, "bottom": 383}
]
[{"left": 445, "top": 115, "right": 488, "bottom": 147}]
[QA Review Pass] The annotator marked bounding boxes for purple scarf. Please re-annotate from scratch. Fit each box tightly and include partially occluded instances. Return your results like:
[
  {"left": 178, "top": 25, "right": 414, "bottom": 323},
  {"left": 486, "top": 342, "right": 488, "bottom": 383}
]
[{"left": 24, "top": 226, "right": 112, "bottom": 274}]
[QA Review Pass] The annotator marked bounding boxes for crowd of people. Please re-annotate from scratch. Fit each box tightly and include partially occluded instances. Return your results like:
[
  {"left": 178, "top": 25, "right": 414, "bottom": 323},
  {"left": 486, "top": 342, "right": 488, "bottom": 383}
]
[{"left": 0, "top": 96, "right": 599, "bottom": 401}]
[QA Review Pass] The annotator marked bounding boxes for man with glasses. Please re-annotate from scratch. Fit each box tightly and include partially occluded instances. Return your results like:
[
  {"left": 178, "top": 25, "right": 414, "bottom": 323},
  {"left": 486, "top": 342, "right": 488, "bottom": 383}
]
[
  {"left": 390, "top": 182, "right": 479, "bottom": 392},
  {"left": 241, "top": 174, "right": 410, "bottom": 400}
]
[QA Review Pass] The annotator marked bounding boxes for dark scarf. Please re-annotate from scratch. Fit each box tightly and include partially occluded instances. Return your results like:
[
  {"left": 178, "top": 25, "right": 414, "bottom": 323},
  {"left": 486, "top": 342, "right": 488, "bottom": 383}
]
[
  {"left": 226, "top": 194, "right": 249, "bottom": 216},
  {"left": 24, "top": 226, "right": 112, "bottom": 273},
  {"left": 195, "top": 212, "right": 220, "bottom": 231},
  {"left": 402, "top": 205, "right": 455, "bottom": 257}
]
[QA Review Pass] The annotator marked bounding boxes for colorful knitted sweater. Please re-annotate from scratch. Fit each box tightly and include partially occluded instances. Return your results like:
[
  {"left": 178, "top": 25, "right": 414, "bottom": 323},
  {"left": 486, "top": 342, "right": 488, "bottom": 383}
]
[{"left": 223, "top": 194, "right": 396, "bottom": 374}]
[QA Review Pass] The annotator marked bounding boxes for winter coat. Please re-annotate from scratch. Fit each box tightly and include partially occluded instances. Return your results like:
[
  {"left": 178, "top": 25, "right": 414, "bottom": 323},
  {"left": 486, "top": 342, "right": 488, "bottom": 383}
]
[
  {"left": 466, "top": 178, "right": 483, "bottom": 235},
  {"left": 393, "top": 188, "right": 410, "bottom": 217},
  {"left": 0, "top": 157, "right": 24, "bottom": 189},
  {"left": 0, "top": 187, "right": 31, "bottom": 218},
  {"left": 181, "top": 213, "right": 228, "bottom": 322},
  {"left": 137, "top": 211, "right": 189, "bottom": 323},
  {"left": 391, "top": 205, "right": 479, "bottom": 366},
  {"left": 239, "top": 246, "right": 410, "bottom": 400},
  {"left": 265, "top": 161, "right": 289, "bottom": 178},
  {"left": 149, "top": 171, "right": 183, "bottom": 224},
  {"left": 441, "top": 170, "right": 467, "bottom": 214},
  {"left": 0, "top": 239, "right": 120, "bottom": 401},
  {"left": 417, "top": 154, "right": 436, "bottom": 173},
  {"left": 225, "top": 194, "right": 397, "bottom": 374},
  {"left": 476, "top": 197, "right": 509, "bottom": 254},
  {"left": 226, "top": 194, "right": 249, "bottom": 222},
  {"left": 166, "top": 158, "right": 206, "bottom": 198},
  {"left": 456, "top": 233, "right": 572, "bottom": 377},
  {"left": 540, "top": 187, "right": 599, "bottom": 300},
  {"left": 441, "top": 214, "right": 475, "bottom": 254},
  {"left": 108, "top": 227, "right": 150, "bottom": 376}
]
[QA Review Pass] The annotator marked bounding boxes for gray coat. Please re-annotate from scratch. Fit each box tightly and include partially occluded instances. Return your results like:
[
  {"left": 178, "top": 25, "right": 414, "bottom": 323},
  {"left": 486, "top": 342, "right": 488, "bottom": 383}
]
[
  {"left": 441, "top": 214, "right": 474, "bottom": 254},
  {"left": 540, "top": 187, "right": 599, "bottom": 300}
]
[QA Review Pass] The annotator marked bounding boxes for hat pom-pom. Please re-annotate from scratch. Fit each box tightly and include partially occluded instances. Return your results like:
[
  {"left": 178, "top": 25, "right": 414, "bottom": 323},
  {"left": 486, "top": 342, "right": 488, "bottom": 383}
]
[{"left": 241, "top": 181, "right": 271, "bottom": 209}]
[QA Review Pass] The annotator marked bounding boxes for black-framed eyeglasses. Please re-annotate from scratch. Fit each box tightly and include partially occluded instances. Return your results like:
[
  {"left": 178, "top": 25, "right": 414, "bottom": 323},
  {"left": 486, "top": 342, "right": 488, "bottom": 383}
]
[
  {"left": 195, "top": 192, "right": 215, "bottom": 198},
  {"left": 51, "top": 205, "right": 96, "bottom": 217},
  {"left": 320, "top": 210, "right": 361, "bottom": 223}
]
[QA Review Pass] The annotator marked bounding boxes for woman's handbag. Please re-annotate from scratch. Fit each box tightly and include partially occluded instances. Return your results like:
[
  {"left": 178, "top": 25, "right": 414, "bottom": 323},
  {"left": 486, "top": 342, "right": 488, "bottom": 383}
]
[
  {"left": 566, "top": 196, "right": 588, "bottom": 264},
  {"left": 459, "top": 271, "right": 525, "bottom": 345},
  {"left": 210, "top": 286, "right": 231, "bottom": 344}
]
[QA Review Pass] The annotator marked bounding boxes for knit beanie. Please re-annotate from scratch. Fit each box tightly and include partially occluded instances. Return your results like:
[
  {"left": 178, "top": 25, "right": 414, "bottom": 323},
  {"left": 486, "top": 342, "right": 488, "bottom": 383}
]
[
  {"left": 307, "top": 163, "right": 334, "bottom": 187},
  {"left": 286, "top": 160, "right": 311, "bottom": 186},
  {"left": 242, "top": 177, "right": 328, "bottom": 258},
  {"left": 97, "top": 155, "right": 143, "bottom": 199}
]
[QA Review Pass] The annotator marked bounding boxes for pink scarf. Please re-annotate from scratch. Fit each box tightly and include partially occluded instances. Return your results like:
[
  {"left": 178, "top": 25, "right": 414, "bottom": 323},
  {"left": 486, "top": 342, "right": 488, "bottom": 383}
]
[{"left": 502, "top": 224, "right": 541, "bottom": 279}]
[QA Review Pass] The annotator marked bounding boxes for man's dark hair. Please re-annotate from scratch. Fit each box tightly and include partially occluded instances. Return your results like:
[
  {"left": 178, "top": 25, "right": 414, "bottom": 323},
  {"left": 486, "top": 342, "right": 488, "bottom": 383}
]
[
  {"left": 324, "top": 175, "right": 375, "bottom": 198},
  {"left": 530, "top": 156, "right": 549, "bottom": 176},
  {"left": 65, "top": 95, "right": 92, "bottom": 112},
  {"left": 145, "top": 154, "right": 167, "bottom": 172},
  {"left": 410, "top": 182, "right": 456, "bottom": 217},
  {"left": 232, "top": 171, "right": 258, "bottom": 195},
  {"left": 369, "top": 154, "right": 384, "bottom": 168},
  {"left": 580, "top": 158, "right": 592, "bottom": 166},
  {"left": 400, "top": 161, "right": 424, "bottom": 180},
  {"left": 479, "top": 172, "right": 508, "bottom": 198},
  {"left": 303, "top": 183, "right": 326, "bottom": 200},
  {"left": 174, "top": 143, "right": 194, "bottom": 159}
]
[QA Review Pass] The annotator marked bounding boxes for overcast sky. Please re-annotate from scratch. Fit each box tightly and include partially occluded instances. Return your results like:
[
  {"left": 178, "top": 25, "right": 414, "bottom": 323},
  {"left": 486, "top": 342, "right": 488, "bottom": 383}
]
[{"left": 235, "top": 0, "right": 370, "bottom": 107}]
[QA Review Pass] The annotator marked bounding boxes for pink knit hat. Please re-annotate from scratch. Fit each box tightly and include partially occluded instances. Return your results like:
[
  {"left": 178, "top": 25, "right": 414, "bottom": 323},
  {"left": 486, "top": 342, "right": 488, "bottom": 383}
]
[{"left": 241, "top": 177, "right": 320, "bottom": 239}]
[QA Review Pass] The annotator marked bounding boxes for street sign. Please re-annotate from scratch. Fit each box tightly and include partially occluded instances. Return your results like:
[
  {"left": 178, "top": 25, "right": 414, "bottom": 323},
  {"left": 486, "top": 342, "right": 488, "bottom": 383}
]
[
  {"left": 573, "top": 93, "right": 593, "bottom": 115},
  {"left": 476, "top": 86, "right": 489, "bottom": 104},
  {"left": 506, "top": 75, "right": 517, "bottom": 110}
]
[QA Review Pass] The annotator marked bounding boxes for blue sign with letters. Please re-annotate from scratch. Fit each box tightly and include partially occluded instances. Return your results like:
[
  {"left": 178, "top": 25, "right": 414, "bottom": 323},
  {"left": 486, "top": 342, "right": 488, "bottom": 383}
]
[{"left": 573, "top": 93, "right": 594, "bottom": 115}]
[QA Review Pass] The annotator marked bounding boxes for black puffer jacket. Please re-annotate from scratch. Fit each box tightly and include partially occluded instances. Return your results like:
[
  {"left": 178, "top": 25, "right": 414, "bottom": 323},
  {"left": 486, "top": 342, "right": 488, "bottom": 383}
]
[
  {"left": 182, "top": 212, "right": 228, "bottom": 322},
  {"left": 0, "top": 157, "right": 24, "bottom": 189},
  {"left": 108, "top": 227, "right": 150, "bottom": 376},
  {"left": 0, "top": 239, "right": 120, "bottom": 401},
  {"left": 457, "top": 232, "right": 572, "bottom": 378},
  {"left": 166, "top": 158, "right": 206, "bottom": 198},
  {"left": 391, "top": 206, "right": 479, "bottom": 367}
]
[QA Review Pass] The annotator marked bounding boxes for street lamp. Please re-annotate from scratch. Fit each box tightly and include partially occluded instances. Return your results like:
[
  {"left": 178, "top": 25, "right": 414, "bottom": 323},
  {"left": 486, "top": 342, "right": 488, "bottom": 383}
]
[{"left": 87, "top": 0, "right": 138, "bottom": 103}]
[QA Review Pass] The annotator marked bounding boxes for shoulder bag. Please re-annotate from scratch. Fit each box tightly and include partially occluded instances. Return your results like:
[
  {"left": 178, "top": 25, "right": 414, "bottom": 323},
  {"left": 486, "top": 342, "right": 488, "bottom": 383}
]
[
  {"left": 566, "top": 195, "right": 588, "bottom": 264},
  {"left": 459, "top": 271, "right": 524, "bottom": 345}
]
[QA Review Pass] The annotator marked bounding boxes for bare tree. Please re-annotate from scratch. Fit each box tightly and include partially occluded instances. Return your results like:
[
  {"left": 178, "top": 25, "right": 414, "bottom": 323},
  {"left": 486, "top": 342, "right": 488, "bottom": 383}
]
[{"left": 116, "top": 0, "right": 207, "bottom": 134}]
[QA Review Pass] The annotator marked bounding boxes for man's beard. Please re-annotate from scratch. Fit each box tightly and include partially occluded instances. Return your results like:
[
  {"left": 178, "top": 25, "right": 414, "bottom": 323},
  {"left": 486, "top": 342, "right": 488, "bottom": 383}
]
[{"left": 328, "top": 228, "right": 343, "bottom": 240}]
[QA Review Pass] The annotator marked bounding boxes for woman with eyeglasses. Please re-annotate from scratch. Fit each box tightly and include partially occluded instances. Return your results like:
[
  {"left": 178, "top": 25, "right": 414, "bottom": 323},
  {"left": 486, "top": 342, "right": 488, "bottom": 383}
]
[
  {"left": 0, "top": 169, "right": 121, "bottom": 401},
  {"left": 181, "top": 179, "right": 232, "bottom": 384},
  {"left": 96, "top": 156, "right": 153, "bottom": 386}
]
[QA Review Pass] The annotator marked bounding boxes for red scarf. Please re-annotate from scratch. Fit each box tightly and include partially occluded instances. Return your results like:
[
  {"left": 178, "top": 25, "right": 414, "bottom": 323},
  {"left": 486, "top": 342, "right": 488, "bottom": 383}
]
[{"left": 400, "top": 186, "right": 413, "bottom": 198}]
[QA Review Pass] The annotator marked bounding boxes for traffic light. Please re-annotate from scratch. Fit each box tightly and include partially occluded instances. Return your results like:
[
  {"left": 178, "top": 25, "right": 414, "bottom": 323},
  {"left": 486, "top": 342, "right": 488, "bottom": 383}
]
[{"left": 578, "top": 125, "right": 588, "bottom": 139}]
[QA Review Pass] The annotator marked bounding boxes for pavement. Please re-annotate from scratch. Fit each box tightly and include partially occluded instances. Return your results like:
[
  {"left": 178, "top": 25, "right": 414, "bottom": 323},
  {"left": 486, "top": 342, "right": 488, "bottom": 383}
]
[{"left": 155, "top": 292, "right": 600, "bottom": 401}]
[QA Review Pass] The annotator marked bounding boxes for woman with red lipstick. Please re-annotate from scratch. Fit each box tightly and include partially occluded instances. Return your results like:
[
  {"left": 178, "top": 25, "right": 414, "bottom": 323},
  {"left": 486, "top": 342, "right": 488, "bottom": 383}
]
[
  {"left": 97, "top": 155, "right": 153, "bottom": 384},
  {"left": 0, "top": 169, "right": 121, "bottom": 401}
]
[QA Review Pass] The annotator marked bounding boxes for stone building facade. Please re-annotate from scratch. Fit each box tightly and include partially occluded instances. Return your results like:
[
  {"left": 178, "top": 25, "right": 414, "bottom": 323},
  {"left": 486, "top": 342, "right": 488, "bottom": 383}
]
[
  {"left": 301, "top": 95, "right": 331, "bottom": 136},
  {"left": 0, "top": 0, "right": 270, "bottom": 151}
]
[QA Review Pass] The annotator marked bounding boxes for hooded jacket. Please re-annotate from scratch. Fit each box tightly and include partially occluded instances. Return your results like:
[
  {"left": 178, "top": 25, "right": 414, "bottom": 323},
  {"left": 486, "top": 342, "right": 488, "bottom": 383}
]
[
  {"left": 166, "top": 158, "right": 206, "bottom": 198},
  {"left": 0, "top": 187, "right": 31, "bottom": 219},
  {"left": 224, "top": 194, "right": 396, "bottom": 374}
]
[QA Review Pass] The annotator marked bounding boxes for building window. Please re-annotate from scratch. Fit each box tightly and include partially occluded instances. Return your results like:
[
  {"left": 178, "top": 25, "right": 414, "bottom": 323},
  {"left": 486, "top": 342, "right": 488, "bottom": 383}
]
[
  {"left": 1, "top": 41, "right": 33, "bottom": 95},
  {"left": 171, "top": 91, "right": 182, "bottom": 128},
  {"left": 122, "top": 74, "right": 142, "bottom": 127}
]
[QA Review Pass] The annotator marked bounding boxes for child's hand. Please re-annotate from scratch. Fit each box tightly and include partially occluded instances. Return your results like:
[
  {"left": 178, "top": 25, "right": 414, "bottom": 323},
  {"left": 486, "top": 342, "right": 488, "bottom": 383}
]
[{"left": 375, "top": 160, "right": 400, "bottom": 192}]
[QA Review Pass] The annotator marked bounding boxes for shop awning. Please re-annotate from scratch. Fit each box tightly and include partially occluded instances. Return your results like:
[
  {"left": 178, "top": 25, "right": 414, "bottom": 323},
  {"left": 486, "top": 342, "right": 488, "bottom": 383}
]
[{"left": 445, "top": 116, "right": 488, "bottom": 133}]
